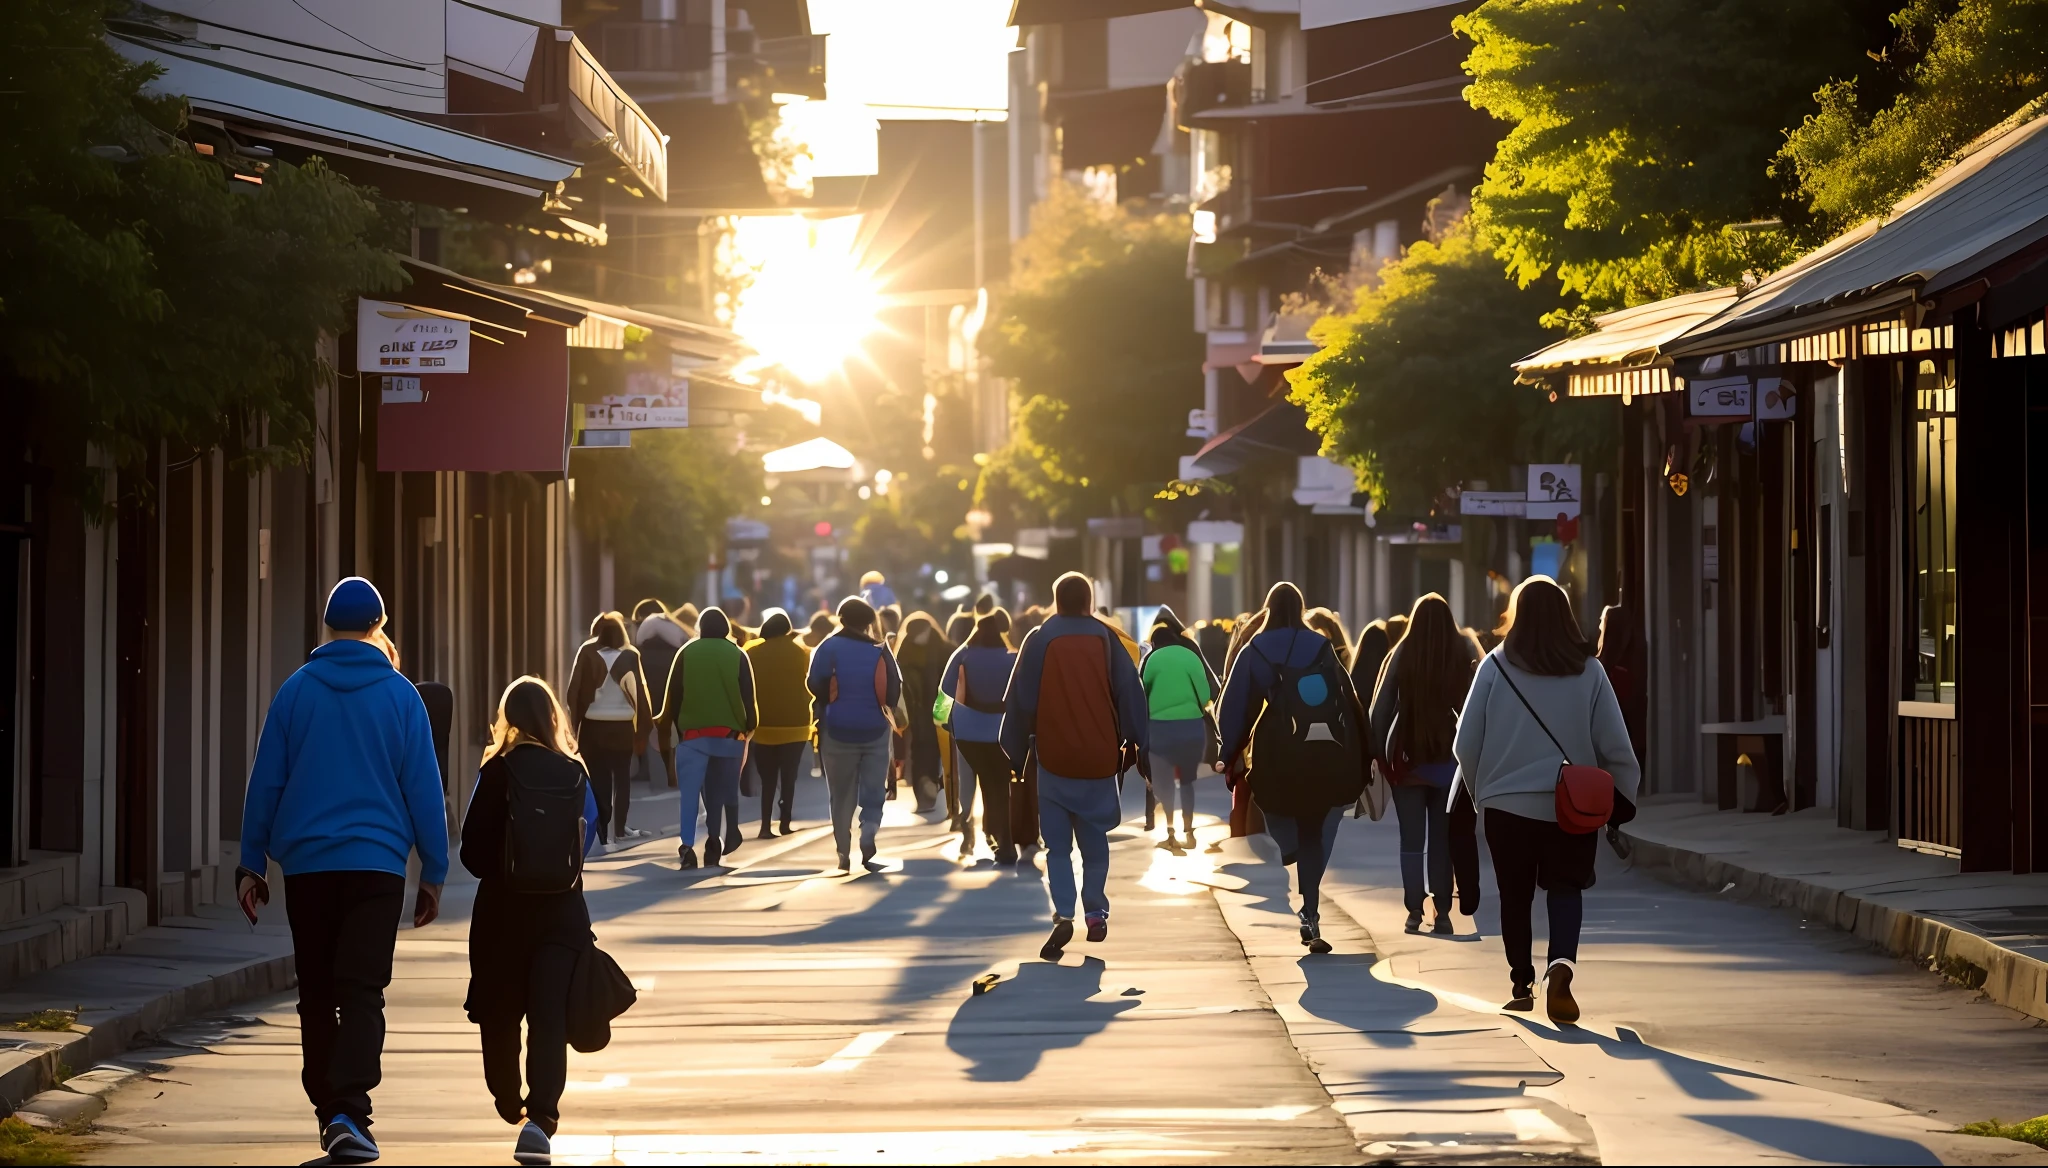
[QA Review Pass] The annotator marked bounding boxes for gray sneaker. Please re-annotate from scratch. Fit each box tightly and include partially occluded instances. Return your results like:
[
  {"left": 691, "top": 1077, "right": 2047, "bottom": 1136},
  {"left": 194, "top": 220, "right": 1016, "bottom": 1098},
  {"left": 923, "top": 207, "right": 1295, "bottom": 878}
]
[{"left": 514, "top": 1120, "right": 551, "bottom": 1164}]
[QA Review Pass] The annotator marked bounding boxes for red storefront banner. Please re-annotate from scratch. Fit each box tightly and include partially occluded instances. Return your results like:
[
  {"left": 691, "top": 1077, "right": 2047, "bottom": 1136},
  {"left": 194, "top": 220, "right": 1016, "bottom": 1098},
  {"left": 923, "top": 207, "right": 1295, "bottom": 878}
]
[{"left": 376, "top": 322, "right": 569, "bottom": 473}]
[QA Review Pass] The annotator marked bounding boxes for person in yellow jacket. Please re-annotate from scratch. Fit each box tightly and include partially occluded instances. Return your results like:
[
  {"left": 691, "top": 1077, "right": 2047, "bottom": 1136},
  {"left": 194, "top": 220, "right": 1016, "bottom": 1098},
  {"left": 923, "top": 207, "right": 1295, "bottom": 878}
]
[{"left": 744, "top": 609, "right": 813, "bottom": 837}]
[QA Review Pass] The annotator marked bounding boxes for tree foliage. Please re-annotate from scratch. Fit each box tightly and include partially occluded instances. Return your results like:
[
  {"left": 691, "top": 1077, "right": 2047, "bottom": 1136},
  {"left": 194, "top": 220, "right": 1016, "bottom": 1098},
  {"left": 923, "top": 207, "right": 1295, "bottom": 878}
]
[
  {"left": 977, "top": 185, "right": 1203, "bottom": 523},
  {"left": 573, "top": 426, "right": 759, "bottom": 605},
  {"left": 1778, "top": 0, "right": 2048, "bottom": 233},
  {"left": 1458, "top": 0, "right": 1885, "bottom": 308},
  {"left": 1288, "top": 223, "right": 1610, "bottom": 515},
  {"left": 1, "top": 0, "right": 404, "bottom": 475}
]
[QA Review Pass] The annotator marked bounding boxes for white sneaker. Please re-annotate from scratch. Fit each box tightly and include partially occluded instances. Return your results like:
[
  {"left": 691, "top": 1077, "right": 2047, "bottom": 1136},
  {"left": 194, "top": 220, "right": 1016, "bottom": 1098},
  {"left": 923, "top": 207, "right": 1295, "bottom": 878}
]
[{"left": 620, "top": 827, "right": 652, "bottom": 839}]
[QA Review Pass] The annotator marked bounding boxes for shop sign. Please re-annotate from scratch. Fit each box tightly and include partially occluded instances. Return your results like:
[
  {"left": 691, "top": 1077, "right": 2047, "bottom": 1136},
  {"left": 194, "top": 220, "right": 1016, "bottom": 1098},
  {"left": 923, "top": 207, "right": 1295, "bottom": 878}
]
[
  {"left": 583, "top": 376, "right": 690, "bottom": 429},
  {"left": 1755, "top": 376, "right": 1797, "bottom": 419},
  {"left": 1459, "top": 490, "right": 1526, "bottom": 517},
  {"left": 379, "top": 376, "right": 424, "bottom": 404},
  {"left": 1186, "top": 520, "right": 1244, "bottom": 545},
  {"left": 1086, "top": 516, "right": 1144, "bottom": 539},
  {"left": 357, "top": 299, "right": 469, "bottom": 373},
  {"left": 1527, "top": 464, "right": 1582, "bottom": 521},
  {"left": 1688, "top": 374, "right": 1752, "bottom": 418}
]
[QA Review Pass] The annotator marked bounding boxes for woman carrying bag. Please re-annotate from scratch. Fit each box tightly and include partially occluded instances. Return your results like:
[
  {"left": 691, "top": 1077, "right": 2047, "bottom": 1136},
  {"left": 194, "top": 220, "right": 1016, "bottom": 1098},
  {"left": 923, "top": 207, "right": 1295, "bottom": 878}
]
[
  {"left": 461, "top": 676, "right": 602, "bottom": 1166},
  {"left": 1369, "top": 593, "right": 1473, "bottom": 936},
  {"left": 938, "top": 608, "right": 1020, "bottom": 864},
  {"left": 1453, "top": 577, "right": 1639, "bottom": 1023}
]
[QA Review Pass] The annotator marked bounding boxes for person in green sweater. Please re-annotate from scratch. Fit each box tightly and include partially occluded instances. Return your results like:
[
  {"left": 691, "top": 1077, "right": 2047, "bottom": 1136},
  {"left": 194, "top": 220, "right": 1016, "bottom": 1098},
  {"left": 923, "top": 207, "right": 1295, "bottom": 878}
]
[
  {"left": 1140, "top": 608, "right": 1218, "bottom": 852},
  {"left": 656, "top": 608, "right": 757, "bottom": 870},
  {"left": 743, "top": 610, "right": 812, "bottom": 838}
]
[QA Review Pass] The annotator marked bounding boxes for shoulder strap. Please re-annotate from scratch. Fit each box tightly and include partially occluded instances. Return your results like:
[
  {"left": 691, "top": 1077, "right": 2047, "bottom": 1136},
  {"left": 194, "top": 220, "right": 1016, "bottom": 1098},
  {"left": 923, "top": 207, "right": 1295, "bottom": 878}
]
[{"left": 1490, "top": 653, "right": 1572, "bottom": 764}]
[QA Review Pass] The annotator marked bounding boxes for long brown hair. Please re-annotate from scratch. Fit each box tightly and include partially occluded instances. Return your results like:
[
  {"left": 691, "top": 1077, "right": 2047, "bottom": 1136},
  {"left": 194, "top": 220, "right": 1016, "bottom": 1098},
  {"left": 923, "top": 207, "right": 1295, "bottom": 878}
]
[
  {"left": 1498, "top": 576, "right": 1591, "bottom": 676},
  {"left": 1393, "top": 594, "right": 1472, "bottom": 759},
  {"left": 482, "top": 675, "right": 581, "bottom": 767},
  {"left": 1306, "top": 607, "right": 1351, "bottom": 669},
  {"left": 1223, "top": 609, "right": 1268, "bottom": 676}
]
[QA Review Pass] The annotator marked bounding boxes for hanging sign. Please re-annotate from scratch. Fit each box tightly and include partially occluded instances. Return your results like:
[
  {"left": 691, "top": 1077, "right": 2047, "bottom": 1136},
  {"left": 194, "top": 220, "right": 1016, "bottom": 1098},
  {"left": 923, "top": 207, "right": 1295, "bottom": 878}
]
[
  {"left": 1755, "top": 376, "right": 1797, "bottom": 419},
  {"left": 1459, "top": 490, "right": 1526, "bottom": 517},
  {"left": 357, "top": 299, "right": 469, "bottom": 373},
  {"left": 1687, "top": 374, "right": 1752, "bottom": 418},
  {"left": 1527, "top": 464, "right": 1582, "bottom": 521},
  {"left": 582, "top": 375, "right": 690, "bottom": 430}
]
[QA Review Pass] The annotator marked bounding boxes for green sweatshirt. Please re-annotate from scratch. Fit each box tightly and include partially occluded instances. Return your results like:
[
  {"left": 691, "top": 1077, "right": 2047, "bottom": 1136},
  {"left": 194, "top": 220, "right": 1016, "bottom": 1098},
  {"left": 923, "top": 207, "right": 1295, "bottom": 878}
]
[
  {"left": 1141, "top": 643, "right": 1213, "bottom": 721},
  {"left": 661, "top": 636, "right": 756, "bottom": 735}
]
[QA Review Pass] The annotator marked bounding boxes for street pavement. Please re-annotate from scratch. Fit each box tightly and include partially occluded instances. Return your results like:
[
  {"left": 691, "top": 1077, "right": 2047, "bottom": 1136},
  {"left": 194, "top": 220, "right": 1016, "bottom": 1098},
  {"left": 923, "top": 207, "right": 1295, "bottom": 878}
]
[{"left": 77, "top": 765, "right": 2048, "bottom": 1165}]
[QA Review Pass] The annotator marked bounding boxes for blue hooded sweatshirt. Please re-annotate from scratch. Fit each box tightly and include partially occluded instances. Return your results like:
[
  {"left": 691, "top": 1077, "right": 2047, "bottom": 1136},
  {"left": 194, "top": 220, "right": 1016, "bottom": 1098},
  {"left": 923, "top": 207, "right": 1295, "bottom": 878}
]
[{"left": 239, "top": 639, "right": 451, "bottom": 884}]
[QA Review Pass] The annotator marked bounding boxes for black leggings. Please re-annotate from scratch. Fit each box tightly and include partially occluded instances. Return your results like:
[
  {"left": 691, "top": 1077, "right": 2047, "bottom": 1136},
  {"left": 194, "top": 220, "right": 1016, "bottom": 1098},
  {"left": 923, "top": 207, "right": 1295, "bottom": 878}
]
[
  {"left": 955, "top": 740, "right": 1015, "bottom": 855},
  {"left": 1484, "top": 808, "right": 1596, "bottom": 988},
  {"left": 754, "top": 741, "right": 804, "bottom": 824},
  {"left": 585, "top": 746, "right": 632, "bottom": 842},
  {"left": 478, "top": 942, "right": 577, "bottom": 1137}
]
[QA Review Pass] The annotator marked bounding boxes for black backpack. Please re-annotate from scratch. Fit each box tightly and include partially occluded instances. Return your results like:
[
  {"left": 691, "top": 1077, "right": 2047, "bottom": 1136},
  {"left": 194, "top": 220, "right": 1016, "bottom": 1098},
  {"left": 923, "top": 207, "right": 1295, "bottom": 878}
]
[
  {"left": 1247, "top": 631, "right": 1367, "bottom": 816},
  {"left": 501, "top": 748, "right": 589, "bottom": 894}
]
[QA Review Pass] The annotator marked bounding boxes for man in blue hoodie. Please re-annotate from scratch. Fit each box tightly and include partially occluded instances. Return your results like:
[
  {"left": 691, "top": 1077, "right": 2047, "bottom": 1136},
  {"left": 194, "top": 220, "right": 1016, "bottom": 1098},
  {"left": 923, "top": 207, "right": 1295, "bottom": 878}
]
[{"left": 236, "top": 577, "right": 448, "bottom": 1166}]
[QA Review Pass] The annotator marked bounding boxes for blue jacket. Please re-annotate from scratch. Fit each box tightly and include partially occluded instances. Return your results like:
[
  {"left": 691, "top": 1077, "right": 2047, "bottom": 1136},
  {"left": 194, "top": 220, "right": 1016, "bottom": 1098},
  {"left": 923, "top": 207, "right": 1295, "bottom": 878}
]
[
  {"left": 806, "top": 631, "right": 903, "bottom": 744},
  {"left": 940, "top": 643, "right": 1018, "bottom": 743},
  {"left": 1219, "top": 626, "right": 1344, "bottom": 765},
  {"left": 239, "top": 640, "right": 451, "bottom": 884}
]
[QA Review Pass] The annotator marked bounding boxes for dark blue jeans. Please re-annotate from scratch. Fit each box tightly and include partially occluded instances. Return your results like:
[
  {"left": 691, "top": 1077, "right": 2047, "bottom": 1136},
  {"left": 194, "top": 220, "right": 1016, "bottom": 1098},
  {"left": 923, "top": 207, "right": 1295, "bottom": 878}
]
[
  {"left": 1391, "top": 783, "right": 1454, "bottom": 917},
  {"left": 1265, "top": 806, "right": 1340, "bottom": 918}
]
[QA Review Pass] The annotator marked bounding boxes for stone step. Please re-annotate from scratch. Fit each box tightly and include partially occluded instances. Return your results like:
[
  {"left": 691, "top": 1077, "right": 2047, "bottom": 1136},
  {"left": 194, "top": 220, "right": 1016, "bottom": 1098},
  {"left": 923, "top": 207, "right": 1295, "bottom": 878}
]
[{"left": 0, "top": 900, "right": 143, "bottom": 993}]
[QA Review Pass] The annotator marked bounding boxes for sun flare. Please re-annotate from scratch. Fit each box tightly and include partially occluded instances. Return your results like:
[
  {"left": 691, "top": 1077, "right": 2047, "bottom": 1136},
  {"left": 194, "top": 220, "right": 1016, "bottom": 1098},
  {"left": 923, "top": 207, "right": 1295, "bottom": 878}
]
[{"left": 725, "top": 215, "right": 881, "bottom": 386}]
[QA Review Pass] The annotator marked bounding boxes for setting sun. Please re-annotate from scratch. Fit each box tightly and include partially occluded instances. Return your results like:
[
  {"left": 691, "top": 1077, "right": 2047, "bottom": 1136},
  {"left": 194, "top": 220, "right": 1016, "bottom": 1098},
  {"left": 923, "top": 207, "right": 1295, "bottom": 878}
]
[{"left": 725, "top": 214, "right": 881, "bottom": 386}]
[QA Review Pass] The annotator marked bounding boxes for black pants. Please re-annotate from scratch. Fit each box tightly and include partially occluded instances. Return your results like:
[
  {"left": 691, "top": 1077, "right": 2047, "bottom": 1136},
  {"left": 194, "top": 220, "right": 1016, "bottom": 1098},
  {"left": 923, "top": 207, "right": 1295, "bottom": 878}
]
[
  {"left": 956, "top": 741, "right": 1015, "bottom": 858},
  {"left": 754, "top": 741, "right": 804, "bottom": 825},
  {"left": 285, "top": 870, "right": 405, "bottom": 1127},
  {"left": 1484, "top": 808, "right": 1597, "bottom": 989},
  {"left": 479, "top": 941, "right": 578, "bottom": 1137},
  {"left": 585, "top": 745, "right": 632, "bottom": 842},
  {"left": 1449, "top": 784, "right": 1481, "bottom": 910}
]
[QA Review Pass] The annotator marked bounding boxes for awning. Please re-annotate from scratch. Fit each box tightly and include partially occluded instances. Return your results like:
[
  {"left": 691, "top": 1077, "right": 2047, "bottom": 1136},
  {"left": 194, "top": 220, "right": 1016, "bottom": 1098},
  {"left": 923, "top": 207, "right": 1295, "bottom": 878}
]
[
  {"left": 111, "top": 33, "right": 579, "bottom": 218},
  {"left": 763, "top": 438, "right": 862, "bottom": 481},
  {"left": 1190, "top": 399, "right": 1321, "bottom": 476},
  {"left": 1669, "top": 112, "right": 2048, "bottom": 357},
  {"left": 515, "top": 289, "right": 746, "bottom": 362},
  {"left": 1514, "top": 287, "right": 1739, "bottom": 399}
]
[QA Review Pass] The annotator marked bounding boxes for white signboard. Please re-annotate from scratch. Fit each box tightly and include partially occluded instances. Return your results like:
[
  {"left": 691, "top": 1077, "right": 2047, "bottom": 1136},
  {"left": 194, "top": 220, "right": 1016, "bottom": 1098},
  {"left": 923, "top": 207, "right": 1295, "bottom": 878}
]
[
  {"left": 379, "top": 376, "right": 424, "bottom": 404},
  {"left": 357, "top": 299, "right": 468, "bottom": 373},
  {"left": 1186, "top": 519, "right": 1245, "bottom": 545},
  {"left": 1459, "top": 490, "right": 1526, "bottom": 517},
  {"left": 582, "top": 379, "right": 690, "bottom": 430},
  {"left": 1527, "top": 464, "right": 1582, "bottom": 521},
  {"left": 1688, "top": 374, "right": 1752, "bottom": 418},
  {"left": 1756, "top": 376, "right": 1797, "bottom": 419}
]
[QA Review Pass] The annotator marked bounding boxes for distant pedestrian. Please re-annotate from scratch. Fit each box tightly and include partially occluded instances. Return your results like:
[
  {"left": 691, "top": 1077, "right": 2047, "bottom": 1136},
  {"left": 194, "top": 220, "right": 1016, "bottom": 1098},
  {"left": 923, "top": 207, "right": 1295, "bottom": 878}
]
[
  {"left": 1140, "top": 608, "right": 1216, "bottom": 853},
  {"left": 633, "top": 600, "right": 688, "bottom": 790},
  {"left": 939, "top": 610, "right": 978, "bottom": 827},
  {"left": 808, "top": 596, "right": 903, "bottom": 872},
  {"left": 1368, "top": 593, "right": 1473, "bottom": 935},
  {"left": 802, "top": 610, "right": 835, "bottom": 649},
  {"left": 895, "top": 611, "right": 952, "bottom": 814},
  {"left": 1002, "top": 573, "right": 1149, "bottom": 961},
  {"left": 859, "top": 570, "right": 899, "bottom": 610},
  {"left": 744, "top": 609, "right": 812, "bottom": 838},
  {"left": 1219, "top": 582, "right": 1370, "bottom": 955},
  {"left": 236, "top": 578, "right": 447, "bottom": 1165},
  {"left": 565, "top": 612, "right": 654, "bottom": 847},
  {"left": 1306, "top": 607, "right": 1353, "bottom": 670},
  {"left": 460, "top": 676, "right": 600, "bottom": 1166},
  {"left": 1350, "top": 620, "right": 1395, "bottom": 705},
  {"left": 940, "top": 608, "right": 1020, "bottom": 864},
  {"left": 1220, "top": 610, "right": 1268, "bottom": 838},
  {"left": 1194, "top": 618, "right": 1231, "bottom": 680},
  {"left": 1454, "top": 576, "right": 1639, "bottom": 1022},
  {"left": 657, "top": 607, "right": 757, "bottom": 870}
]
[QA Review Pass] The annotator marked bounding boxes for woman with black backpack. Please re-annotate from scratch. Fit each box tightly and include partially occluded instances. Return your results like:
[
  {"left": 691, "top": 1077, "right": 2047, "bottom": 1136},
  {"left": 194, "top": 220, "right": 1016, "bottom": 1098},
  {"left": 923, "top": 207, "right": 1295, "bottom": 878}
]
[
  {"left": 1218, "top": 582, "right": 1370, "bottom": 955},
  {"left": 461, "top": 675, "right": 601, "bottom": 1167},
  {"left": 1368, "top": 593, "right": 1473, "bottom": 936},
  {"left": 1455, "top": 577, "right": 1639, "bottom": 1023}
]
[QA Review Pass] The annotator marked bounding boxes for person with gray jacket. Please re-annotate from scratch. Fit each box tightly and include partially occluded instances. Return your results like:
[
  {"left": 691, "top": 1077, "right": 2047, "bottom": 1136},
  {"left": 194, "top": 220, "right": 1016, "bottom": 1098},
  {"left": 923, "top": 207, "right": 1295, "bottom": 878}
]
[{"left": 1453, "top": 577, "right": 1640, "bottom": 1024}]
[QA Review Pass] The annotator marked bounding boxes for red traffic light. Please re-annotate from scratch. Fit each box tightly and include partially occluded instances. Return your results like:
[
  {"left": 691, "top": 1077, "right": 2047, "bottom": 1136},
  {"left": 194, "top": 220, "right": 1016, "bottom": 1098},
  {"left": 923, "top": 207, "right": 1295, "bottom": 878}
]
[{"left": 814, "top": 521, "right": 833, "bottom": 537}]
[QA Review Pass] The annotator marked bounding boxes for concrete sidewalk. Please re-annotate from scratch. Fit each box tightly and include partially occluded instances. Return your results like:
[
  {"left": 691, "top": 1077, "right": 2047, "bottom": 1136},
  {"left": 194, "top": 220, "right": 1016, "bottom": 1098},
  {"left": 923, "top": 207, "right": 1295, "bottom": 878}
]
[{"left": 1620, "top": 799, "right": 2048, "bottom": 1022}]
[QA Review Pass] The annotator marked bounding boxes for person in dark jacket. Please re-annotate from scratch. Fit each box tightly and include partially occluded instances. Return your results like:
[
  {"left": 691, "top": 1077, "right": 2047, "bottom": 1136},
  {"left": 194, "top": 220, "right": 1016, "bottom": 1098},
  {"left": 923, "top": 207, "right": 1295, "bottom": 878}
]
[
  {"left": 895, "top": 611, "right": 952, "bottom": 813},
  {"left": 236, "top": 578, "right": 447, "bottom": 1165},
  {"left": 940, "top": 609, "right": 1020, "bottom": 864},
  {"left": 461, "top": 675, "right": 600, "bottom": 1167},
  {"left": 1002, "top": 573, "right": 1149, "bottom": 960},
  {"left": 1218, "top": 582, "right": 1367, "bottom": 955},
  {"left": 656, "top": 607, "right": 758, "bottom": 870},
  {"left": 743, "top": 610, "right": 812, "bottom": 838},
  {"left": 1368, "top": 593, "right": 1473, "bottom": 936},
  {"left": 564, "top": 613, "right": 654, "bottom": 847},
  {"left": 808, "top": 597, "right": 903, "bottom": 871},
  {"left": 633, "top": 599, "right": 689, "bottom": 791}
]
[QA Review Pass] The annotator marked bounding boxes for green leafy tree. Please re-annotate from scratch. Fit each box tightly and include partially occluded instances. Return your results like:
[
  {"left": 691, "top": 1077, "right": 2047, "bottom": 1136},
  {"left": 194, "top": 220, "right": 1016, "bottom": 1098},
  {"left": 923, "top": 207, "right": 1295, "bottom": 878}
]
[
  {"left": 1458, "top": 0, "right": 1885, "bottom": 308},
  {"left": 2, "top": 0, "right": 403, "bottom": 476},
  {"left": 1288, "top": 222, "right": 1610, "bottom": 515},
  {"left": 1779, "top": 0, "right": 2048, "bottom": 233},
  {"left": 977, "top": 184, "right": 1203, "bottom": 523},
  {"left": 574, "top": 427, "right": 760, "bottom": 605}
]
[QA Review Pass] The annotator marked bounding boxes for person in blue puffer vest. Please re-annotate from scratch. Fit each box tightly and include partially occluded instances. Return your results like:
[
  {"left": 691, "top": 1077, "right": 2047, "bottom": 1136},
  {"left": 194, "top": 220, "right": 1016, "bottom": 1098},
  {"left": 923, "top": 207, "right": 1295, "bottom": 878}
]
[{"left": 235, "top": 577, "right": 449, "bottom": 1166}]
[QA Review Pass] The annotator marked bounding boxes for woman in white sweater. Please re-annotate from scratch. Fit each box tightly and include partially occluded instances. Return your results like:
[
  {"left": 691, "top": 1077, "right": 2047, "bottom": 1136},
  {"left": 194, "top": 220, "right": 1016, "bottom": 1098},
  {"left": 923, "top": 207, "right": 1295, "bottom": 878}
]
[{"left": 1453, "top": 577, "right": 1640, "bottom": 1023}]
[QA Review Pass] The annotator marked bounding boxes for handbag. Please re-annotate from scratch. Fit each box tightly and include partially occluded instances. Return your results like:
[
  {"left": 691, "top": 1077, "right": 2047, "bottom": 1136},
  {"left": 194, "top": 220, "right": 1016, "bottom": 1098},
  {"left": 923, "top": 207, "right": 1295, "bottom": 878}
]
[
  {"left": 1353, "top": 759, "right": 1391, "bottom": 821},
  {"left": 1188, "top": 672, "right": 1223, "bottom": 768},
  {"left": 1492, "top": 658, "right": 1614, "bottom": 834},
  {"left": 566, "top": 939, "right": 638, "bottom": 1053}
]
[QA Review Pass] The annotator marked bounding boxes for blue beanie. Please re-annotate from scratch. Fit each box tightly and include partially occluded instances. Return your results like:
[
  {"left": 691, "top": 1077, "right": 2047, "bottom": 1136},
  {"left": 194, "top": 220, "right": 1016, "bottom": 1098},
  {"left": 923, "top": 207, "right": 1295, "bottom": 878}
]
[{"left": 324, "top": 577, "right": 385, "bottom": 632}]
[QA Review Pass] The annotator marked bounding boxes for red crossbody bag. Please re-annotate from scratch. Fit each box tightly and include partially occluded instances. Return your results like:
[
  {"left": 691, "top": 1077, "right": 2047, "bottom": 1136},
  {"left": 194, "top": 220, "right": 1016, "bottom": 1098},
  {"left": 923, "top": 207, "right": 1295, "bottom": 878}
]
[{"left": 1493, "top": 658, "right": 1613, "bottom": 834}]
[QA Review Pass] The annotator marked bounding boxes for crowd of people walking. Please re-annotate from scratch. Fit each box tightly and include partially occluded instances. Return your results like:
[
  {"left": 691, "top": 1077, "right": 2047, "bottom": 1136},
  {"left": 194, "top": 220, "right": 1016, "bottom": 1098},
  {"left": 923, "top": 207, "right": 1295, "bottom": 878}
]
[{"left": 232, "top": 563, "right": 1640, "bottom": 1163}]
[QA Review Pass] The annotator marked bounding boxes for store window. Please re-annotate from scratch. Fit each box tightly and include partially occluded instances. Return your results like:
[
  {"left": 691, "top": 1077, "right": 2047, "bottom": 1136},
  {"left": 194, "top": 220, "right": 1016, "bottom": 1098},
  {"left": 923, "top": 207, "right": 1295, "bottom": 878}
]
[{"left": 1906, "top": 358, "right": 1957, "bottom": 704}]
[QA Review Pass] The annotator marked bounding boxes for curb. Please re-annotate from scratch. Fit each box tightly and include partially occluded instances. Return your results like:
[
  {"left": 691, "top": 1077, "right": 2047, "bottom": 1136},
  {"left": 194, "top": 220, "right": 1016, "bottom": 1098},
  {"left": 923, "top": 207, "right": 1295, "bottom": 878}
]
[
  {"left": 0, "top": 951, "right": 296, "bottom": 1116},
  {"left": 1620, "top": 830, "right": 2048, "bottom": 1023}
]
